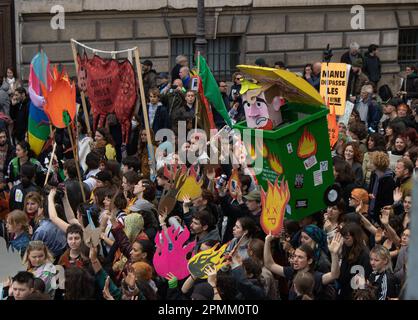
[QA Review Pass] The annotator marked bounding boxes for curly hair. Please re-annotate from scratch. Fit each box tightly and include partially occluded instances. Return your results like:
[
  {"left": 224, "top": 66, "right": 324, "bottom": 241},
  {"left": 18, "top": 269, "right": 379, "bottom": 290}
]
[
  {"left": 371, "top": 151, "right": 390, "bottom": 171},
  {"left": 367, "top": 133, "right": 386, "bottom": 152},
  {"left": 343, "top": 141, "right": 363, "bottom": 163},
  {"left": 348, "top": 121, "right": 368, "bottom": 141}
]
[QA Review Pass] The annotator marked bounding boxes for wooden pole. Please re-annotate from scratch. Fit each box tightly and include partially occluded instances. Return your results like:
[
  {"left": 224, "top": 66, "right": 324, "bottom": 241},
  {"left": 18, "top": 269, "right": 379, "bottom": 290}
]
[
  {"left": 44, "top": 142, "right": 57, "bottom": 186},
  {"left": 67, "top": 125, "right": 86, "bottom": 202},
  {"left": 70, "top": 39, "right": 92, "bottom": 138},
  {"left": 194, "top": 51, "right": 201, "bottom": 132},
  {"left": 134, "top": 47, "right": 155, "bottom": 179}
]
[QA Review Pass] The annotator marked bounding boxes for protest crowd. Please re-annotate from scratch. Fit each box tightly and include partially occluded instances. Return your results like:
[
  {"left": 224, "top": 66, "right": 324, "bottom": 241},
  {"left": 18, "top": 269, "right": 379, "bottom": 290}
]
[{"left": 0, "top": 40, "right": 416, "bottom": 301}]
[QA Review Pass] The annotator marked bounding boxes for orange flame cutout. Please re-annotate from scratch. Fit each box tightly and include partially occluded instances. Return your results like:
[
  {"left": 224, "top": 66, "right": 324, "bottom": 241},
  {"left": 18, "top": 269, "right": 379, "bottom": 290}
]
[
  {"left": 268, "top": 153, "right": 283, "bottom": 175},
  {"left": 297, "top": 127, "right": 317, "bottom": 159},
  {"left": 188, "top": 243, "right": 228, "bottom": 279},
  {"left": 41, "top": 66, "right": 76, "bottom": 129},
  {"left": 260, "top": 178, "right": 290, "bottom": 236}
]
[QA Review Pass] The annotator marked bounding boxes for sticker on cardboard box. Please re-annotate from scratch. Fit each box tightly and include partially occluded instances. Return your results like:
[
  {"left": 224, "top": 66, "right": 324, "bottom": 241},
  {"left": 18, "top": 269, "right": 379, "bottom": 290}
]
[
  {"left": 303, "top": 155, "right": 317, "bottom": 170},
  {"left": 320, "top": 161, "right": 328, "bottom": 172},
  {"left": 295, "top": 174, "right": 304, "bottom": 189},
  {"left": 313, "top": 169, "right": 323, "bottom": 186},
  {"left": 295, "top": 200, "right": 308, "bottom": 209}
]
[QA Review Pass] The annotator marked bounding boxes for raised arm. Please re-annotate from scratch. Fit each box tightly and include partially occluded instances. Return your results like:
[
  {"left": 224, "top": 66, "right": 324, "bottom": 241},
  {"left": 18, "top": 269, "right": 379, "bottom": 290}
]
[
  {"left": 109, "top": 210, "right": 133, "bottom": 259},
  {"left": 322, "top": 233, "right": 343, "bottom": 285},
  {"left": 355, "top": 200, "right": 377, "bottom": 234},
  {"left": 62, "top": 188, "right": 81, "bottom": 226},
  {"left": 380, "top": 209, "right": 401, "bottom": 247},
  {"left": 48, "top": 189, "right": 70, "bottom": 232},
  {"left": 263, "top": 234, "right": 284, "bottom": 277},
  {"left": 181, "top": 275, "right": 196, "bottom": 294}
]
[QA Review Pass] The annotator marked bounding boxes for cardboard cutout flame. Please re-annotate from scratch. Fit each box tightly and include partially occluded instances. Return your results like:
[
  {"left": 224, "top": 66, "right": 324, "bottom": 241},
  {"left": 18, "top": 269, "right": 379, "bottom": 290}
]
[
  {"left": 176, "top": 166, "right": 204, "bottom": 201},
  {"left": 41, "top": 67, "right": 76, "bottom": 128},
  {"left": 260, "top": 178, "right": 290, "bottom": 236},
  {"left": 268, "top": 153, "right": 284, "bottom": 175},
  {"left": 297, "top": 127, "right": 317, "bottom": 159},
  {"left": 153, "top": 226, "right": 196, "bottom": 280},
  {"left": 188, "top": 243, "right": 228, "bottom": 279}
]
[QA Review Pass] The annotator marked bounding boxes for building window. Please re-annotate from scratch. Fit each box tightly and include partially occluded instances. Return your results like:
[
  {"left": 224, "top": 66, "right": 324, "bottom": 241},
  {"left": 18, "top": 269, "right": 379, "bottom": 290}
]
[
  {"left": 170, "top": 37, "right": 241, "bottom": 81},
  {"left": 398, "top": 29, "right": 418, "bottom": 68}
]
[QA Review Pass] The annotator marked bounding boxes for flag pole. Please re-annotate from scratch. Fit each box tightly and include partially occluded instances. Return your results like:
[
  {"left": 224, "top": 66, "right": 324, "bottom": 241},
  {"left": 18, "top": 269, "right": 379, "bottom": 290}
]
[
  {"left": 194, "top": 51, "right": 201, "bottom": 133},
  {"left": 43, "top": 142, "right": 57, "bottom": 186},
  {"left": 134, "top": 47, "right": 155, "bottom": 180},
  {"left": 66, "top": 123, "right": 86, "bottom": 202},
  {"left": 70, "top": 39, "right": 93, "bottom": 138}
]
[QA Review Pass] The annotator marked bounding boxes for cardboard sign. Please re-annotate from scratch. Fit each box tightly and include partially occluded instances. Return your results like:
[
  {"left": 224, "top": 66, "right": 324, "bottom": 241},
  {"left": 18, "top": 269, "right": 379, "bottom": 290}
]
[
  {"left": 153, "top": 225, "right": 196, "bottom": 280},
  {"left": 339, "top": 100, "right": 355, "bottom": 126},
  {"left": 260, "top": 177, "right": 290, "bottom": 236},
  {"left": 0, "top": 237, "right": 26, "bottom": 284},
  {"left": 320, "top": 63, "right": 348, "bottom": 116},
  {"left": 327, "top": 106, "right": 339, "bottom": 148},
  {"left": 176, "top": 165, "right": 204, "bottom": 201},
  {"left": 188, "top": 243, "right": 228, "bottom": 279},
  {"left": 42, "top": 67, "right": 77, "bottom": 128}
]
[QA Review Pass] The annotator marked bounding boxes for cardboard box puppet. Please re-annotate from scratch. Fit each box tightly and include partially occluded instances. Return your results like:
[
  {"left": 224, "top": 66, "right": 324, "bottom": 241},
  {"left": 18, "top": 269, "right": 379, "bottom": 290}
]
[{"left": 234, "top": 65, "right": 340, "bottom": 222}]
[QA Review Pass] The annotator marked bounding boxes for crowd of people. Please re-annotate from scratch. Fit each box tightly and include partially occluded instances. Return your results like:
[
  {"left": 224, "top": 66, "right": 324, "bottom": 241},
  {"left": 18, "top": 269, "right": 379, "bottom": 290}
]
[{"left": 0, "top": 40, "right": 417, "bottom": 301}]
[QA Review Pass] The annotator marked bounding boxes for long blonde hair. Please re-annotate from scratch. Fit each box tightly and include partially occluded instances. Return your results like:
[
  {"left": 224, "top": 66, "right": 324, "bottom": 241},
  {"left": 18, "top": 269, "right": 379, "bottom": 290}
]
[
  {"left": 22, "top": 240, "right": 54, "bottom": 269},
  {"left": 7, "top": 210, "right": 29, "bottom": 234}
]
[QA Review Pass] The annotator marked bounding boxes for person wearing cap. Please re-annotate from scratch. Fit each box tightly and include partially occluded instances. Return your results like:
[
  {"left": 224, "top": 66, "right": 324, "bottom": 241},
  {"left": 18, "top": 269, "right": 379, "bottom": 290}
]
[
  {"left": 157, "top": 72, "right": 170, "bottom": 95},
  {"left": 348, "top": 188, "right": 370, "bottom": 215},
  {"left": 381, "top": 98, "right": 401, "bottom": 130},
  {"left": 142, "top": 59, "right": 157, "bottom": 100},
  {"left": 348, "top": 58, "right": 369, "bottom": 102}
]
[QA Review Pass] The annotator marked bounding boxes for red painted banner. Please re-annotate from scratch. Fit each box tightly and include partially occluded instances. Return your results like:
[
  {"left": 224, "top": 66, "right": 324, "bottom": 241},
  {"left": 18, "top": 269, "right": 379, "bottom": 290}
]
[{"left": 77, "top": 54, "right": 137, "bottom": 144}]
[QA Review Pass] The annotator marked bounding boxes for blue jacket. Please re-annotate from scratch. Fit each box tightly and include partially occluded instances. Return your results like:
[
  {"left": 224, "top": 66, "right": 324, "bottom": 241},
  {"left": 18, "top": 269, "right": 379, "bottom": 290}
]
[
  {"left": 32, "top": 219, "right": 67, "bottom": 258},
  {"left": 10, "top": 232, "right": 30, "bottom": 255},
  {"left": 355, "top": 97, "right": 382, "bottom": 132}
]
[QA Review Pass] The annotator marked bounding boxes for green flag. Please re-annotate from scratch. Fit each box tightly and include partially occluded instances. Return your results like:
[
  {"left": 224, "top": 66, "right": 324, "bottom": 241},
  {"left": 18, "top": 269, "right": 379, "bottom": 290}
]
[{"left": 197, "top": 55, "right": 232, "bottom": 127}]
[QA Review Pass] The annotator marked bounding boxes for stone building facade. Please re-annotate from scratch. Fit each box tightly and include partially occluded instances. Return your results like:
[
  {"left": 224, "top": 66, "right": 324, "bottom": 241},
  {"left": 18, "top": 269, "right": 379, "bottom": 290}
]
[{"left": 14, "top": 0, "right": 418, "bottom": 92}]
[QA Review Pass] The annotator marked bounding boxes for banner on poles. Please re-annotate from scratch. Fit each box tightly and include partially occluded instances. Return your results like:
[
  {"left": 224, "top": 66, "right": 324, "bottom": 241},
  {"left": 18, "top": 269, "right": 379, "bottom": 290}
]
[
  {"left": 77, "top": 54, "right": 137, "bottom": 144},
  {"left": 320, "top": 63, "right": 348, "bottom": 116}
]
